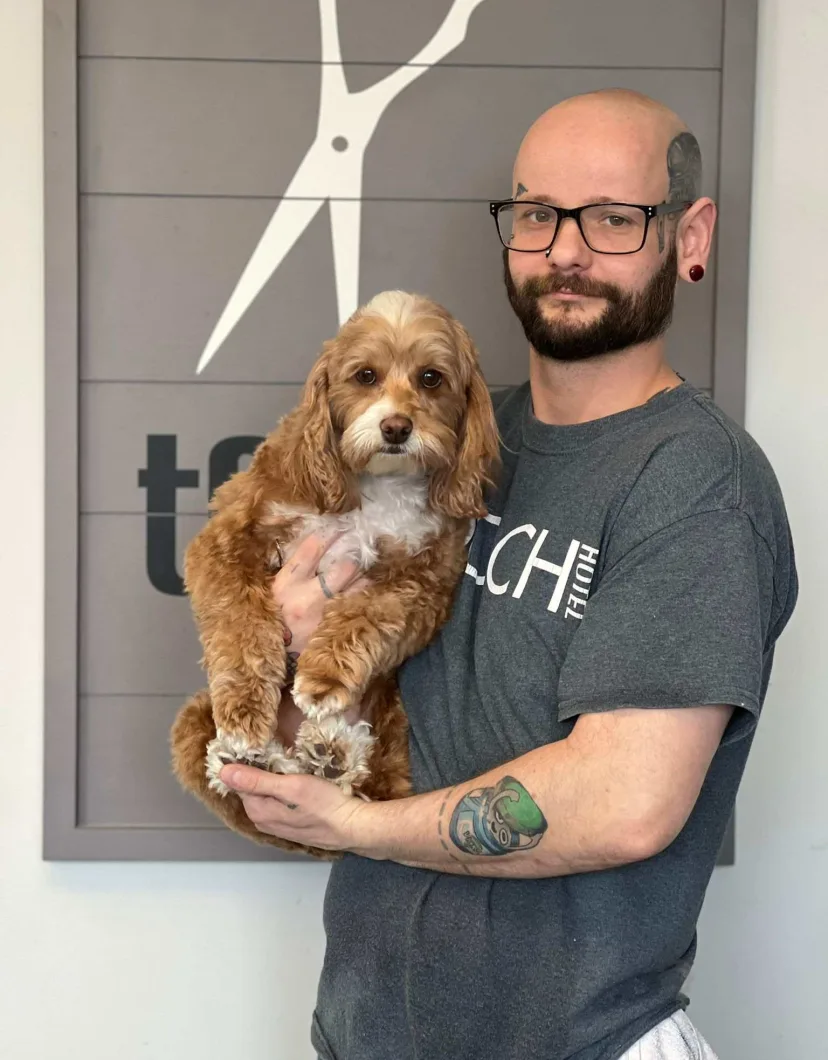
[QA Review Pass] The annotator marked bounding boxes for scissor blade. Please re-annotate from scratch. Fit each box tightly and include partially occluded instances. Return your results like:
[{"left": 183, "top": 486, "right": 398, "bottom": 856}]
[
  {"left": 196, "top": 196, "right": 325, "bottom": 374},
  {"left": 329, "top": 198, "right": 362, "bottom": 326}
]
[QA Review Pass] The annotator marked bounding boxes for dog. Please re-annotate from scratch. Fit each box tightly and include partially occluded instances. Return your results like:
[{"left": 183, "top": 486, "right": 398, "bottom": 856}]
[{"left": 170, "top": 291, "right": 499, "bottom": 856}]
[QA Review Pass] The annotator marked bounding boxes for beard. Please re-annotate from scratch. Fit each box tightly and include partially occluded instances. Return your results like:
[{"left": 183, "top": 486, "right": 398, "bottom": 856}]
[{"left": 503, "top": 242, "right": 678, "bottom": 363}]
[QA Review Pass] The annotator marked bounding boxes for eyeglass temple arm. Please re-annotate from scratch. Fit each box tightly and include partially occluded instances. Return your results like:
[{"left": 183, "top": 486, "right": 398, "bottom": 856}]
[{"left": 654, "top": 201, "right": 694, "bottom": 216}]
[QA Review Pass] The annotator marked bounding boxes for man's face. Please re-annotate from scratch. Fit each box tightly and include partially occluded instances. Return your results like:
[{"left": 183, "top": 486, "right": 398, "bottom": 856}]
[
  {"left": 503, "top": 241, "right": 678, "bottom": 363},
  {"left": 504, "top": 109, "right": 680, "bottom": 363}
]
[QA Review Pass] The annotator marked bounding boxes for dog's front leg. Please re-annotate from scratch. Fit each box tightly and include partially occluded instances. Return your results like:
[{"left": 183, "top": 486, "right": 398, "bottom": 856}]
[
  {"left": 291, "top": 569, "right": 457, "bottom": 791},
  {"left": 291, "top": 592, "right": 407, "bottom": 721},
  {"left": 185, "top": 508, "right": 295, "bottom": 793},
  {"left": 198, "top": 594, "right": 294, "bottom": 792}
]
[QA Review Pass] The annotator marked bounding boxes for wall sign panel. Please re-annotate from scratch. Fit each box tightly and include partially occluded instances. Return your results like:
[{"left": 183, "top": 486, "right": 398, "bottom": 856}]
[{"left": 45, "top": 0, "right": 756, "bottom": 859}]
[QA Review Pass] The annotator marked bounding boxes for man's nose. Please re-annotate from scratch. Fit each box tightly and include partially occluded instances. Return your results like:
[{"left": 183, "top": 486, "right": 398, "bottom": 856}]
[
  {"left": 380, "top": 415, "right": 413, "bottom": 445},
  {"left": 544, "top": 216, "right": 591, "bottom": 271}
]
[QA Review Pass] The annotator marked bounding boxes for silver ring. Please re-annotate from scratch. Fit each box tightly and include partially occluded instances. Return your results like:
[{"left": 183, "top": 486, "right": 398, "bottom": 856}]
[{"left": 317, "top": 571, "right": 335, "bottom": 600}]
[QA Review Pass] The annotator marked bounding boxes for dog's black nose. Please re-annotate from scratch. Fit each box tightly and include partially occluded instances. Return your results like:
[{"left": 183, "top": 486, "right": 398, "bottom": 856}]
[{"left": 380, "top": 415, "right": 413, "bottom": 445}]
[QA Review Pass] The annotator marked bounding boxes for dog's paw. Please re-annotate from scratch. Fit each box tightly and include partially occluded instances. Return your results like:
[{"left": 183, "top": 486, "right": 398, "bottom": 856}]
[
  {"left": 293, "top": 716, "right": 375, "bottom": 794},
  {"left": 263, "top": 741, "right": 305, "bottom": 776},
  {"left": 205, "top": 730, "right": 273, "bottom": 795},
  {"left": 292, "top": 671, "right": 355, "bottom": 720}
]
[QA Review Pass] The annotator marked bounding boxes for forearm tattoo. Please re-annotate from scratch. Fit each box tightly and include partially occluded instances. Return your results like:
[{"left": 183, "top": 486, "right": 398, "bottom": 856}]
[
  {"left": 437, "top": 787, "right": 473, "bottom": 872},
  {"left": 660, "top": 131, "right": 702, "bottom": 251},
  {"left": 443, "top": 776, "right": 548, "bottom": 857}
]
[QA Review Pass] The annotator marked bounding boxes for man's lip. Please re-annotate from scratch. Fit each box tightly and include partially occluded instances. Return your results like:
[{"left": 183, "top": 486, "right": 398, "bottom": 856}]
[{"left": 545, "top": 291, "right": 590, "bottom": 301}]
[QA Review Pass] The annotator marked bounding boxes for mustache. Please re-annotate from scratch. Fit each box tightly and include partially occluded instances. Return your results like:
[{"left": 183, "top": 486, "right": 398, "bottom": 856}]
[{"left": 517, "top": 273, "right": 624, "bottom": 302}]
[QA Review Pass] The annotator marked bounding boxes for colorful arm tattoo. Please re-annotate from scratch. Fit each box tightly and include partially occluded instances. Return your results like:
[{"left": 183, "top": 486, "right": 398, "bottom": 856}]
[{"left": 444, "top": 776, "right": 548, "bottom": 857}]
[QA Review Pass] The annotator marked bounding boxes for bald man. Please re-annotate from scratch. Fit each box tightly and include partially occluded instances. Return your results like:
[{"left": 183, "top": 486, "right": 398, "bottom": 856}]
[{"left": 220, "top": 91, "right": 798, "bottom": 1060}]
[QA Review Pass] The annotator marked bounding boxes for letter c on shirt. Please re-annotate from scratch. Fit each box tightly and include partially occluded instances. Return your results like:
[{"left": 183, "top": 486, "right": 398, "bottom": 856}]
[{"left": 486, "top": 524, "right": 536, "bottom": 595}]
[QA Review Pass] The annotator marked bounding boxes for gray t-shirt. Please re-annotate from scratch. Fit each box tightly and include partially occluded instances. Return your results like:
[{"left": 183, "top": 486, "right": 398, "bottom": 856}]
[{"left": 312, "top": 380, "right": 798, "bottom": 1060}]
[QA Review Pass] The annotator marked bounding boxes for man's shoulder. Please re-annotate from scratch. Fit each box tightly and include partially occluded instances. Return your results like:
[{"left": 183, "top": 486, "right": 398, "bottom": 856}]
[
  {"left": 633, "top": 388, "right": 787, "bottom": 520},
  {"left": 610, "top": 387, "right": 794, "bottom": 568},
  {"left": 683, "top": 393, "right": 787, "bottom": 514},
  {"left": 632, "top": 388, "right": 741, "bottom": 501}
]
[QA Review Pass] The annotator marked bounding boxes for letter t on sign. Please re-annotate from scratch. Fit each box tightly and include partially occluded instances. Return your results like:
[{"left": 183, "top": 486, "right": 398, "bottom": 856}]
[{"left": 137, "top": 435, "right": 200, "bottom": 596}]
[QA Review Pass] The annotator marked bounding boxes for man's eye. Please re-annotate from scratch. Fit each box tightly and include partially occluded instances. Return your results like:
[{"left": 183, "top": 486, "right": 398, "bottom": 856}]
[
  {"left": 420, "top": 369, "right": 443, "bottom": 389},
  {"left": 355, "top": 368, "right": 377, "bottom": 385},
  {"left": 604, "top": 214, "right": 631, "bottom": 227},
  {"left": 526, "top": 208, "right": 554, "bottom": 225}
]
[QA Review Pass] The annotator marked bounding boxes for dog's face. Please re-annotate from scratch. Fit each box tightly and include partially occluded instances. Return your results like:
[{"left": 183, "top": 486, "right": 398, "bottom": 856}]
[
  {"left": 280, "top": 291, "right": 500, "bottom": 519},
  {"left": 328, "top": 292, "right": 481, "bottom": 478}
]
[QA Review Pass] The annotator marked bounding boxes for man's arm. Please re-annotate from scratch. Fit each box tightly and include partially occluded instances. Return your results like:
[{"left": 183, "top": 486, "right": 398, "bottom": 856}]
[
  {"left": 221, "top": 703, "right": 733, "bottom": 876},
  {"left": 353, "top": 704, "right": 733, "bottom": 876}
]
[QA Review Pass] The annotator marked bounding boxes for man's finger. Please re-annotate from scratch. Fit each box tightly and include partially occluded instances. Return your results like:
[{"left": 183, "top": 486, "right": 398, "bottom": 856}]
[
  {"left": 220, "top": 764, "right": 289, "bottom": 798},
  {"left": 240, "top": 793, "right": 281, "bottom": 822},
  {"left": 287, "top": 531, "right": 341, "bottom": 579},
  {"left": 344, "top": 575, "right": 371, "bottom": 597},
  {"left": 320, "top": 559, "right": 364, "bottom": 595}
]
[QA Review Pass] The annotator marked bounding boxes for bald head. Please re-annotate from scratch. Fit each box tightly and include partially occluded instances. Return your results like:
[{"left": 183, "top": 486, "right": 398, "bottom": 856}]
[{"left": 514, "top": 89, "right": 702, "bottom": 208}]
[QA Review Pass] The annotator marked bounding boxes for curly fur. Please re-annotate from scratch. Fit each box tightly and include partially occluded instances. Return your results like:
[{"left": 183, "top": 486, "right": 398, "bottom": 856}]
[{"left": 170, "top": 291, "right": 499, "bottom": 855}]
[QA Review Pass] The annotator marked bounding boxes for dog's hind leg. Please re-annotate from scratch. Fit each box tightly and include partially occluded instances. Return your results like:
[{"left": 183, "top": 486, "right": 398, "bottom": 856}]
[{"left": 170, "top": 690, "right": 330, "bottom": 856}]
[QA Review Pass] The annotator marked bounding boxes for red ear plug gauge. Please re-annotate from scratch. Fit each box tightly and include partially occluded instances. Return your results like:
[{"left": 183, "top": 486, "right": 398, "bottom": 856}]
[{"left": 689, "top": 265, "right": 705, "bottom": 282}]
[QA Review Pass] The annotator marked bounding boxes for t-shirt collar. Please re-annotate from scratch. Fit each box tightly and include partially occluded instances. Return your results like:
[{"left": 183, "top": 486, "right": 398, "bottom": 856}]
[{"left": 520, "top": 377, "right": 697, "bottom": 454}]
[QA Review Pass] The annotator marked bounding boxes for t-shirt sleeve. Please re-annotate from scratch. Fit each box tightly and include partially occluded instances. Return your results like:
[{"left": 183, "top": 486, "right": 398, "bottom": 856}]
[{"left": 556, "top": 508, "right": 774, "bottom": 745}]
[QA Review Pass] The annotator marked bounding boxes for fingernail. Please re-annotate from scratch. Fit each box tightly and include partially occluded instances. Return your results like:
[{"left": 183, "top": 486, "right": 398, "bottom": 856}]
[{"left": 222, "top": 767, "right": 241, "bottom": 786}]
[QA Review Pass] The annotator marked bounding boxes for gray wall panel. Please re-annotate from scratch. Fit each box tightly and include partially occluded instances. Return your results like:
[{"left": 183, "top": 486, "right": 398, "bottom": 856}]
[
  {"left": 78, "top": 694, "right": 217, "bottom": 827},
  {"left": 79, "top": 62, "right": 720, "bottom": 199},
  {"left": 79, "top": 196, "right": 340, "bottom": 383},
  {"left": 80, "top": 0, "right": 723, "bottom": 69},
  {"left": 79, "top": 514, "right": 205, "bottom": 696},
  {"left": 79, "top": 0, "right": 322, "bottom": 61},
  {"left": 454, "top": 0, "right": 723, "bottom": 68},
  {"left": 79, "top": 58, "right": 320, "bottom": 196}
]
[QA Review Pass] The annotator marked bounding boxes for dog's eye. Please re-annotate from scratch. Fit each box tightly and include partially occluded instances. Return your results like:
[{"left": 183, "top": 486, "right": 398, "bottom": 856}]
[
  {"left": 355, "top": 368, "right": 377, "bottom": 386},
  {"left": 420, "top": 369, "right": 443, "bottom": 389}
]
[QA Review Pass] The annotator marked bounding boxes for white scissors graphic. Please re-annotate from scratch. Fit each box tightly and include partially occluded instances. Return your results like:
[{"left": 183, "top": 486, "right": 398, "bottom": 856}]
[{"left": 196, "top": 0, "right": 489, "bottom": 374}]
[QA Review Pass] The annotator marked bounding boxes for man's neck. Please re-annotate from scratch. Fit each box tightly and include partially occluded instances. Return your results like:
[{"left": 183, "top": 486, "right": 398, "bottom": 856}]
[{"left": 528, "top": 340, "right": 682, "bottom": 426}]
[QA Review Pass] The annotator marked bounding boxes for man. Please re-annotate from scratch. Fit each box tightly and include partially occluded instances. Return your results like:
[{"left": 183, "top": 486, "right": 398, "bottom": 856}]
[{"left": 220, "top": 90, "right": 798, "bottom": 1059}]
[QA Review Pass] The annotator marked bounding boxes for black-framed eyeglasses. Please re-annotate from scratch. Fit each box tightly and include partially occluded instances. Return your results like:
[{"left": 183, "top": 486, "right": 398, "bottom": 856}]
[{"left": 489, "top": 199, "right": 692, "bottom": 256}]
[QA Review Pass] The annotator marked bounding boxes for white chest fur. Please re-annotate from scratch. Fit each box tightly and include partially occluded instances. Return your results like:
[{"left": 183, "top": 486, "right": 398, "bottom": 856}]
[{"left": 266, "top": 474, "right": 444, "bottom": 572}]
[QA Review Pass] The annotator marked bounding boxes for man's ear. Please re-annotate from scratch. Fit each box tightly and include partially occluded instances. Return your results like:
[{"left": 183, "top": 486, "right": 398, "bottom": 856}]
[{"left": 676, "top": 197, "right": 717, "bottom": 282}]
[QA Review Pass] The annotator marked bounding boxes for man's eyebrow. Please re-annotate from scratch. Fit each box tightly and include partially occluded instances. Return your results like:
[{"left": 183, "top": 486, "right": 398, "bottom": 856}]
[
  {"left": 514, "top": 193, "right": 627, "bottom": 206},
  {"left": 514, "top": 191, "right": 558, "bottom": 204}
]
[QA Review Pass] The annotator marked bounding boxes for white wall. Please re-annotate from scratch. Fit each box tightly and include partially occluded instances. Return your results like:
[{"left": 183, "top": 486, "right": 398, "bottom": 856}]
[
  {"left": 686, "top": 0, "right": 828, "bottom": 1053},
  {"left": 0, "top": 5, "right": 328, "bottom": 1059},
  {"left": 1, "top": 2, "right": 824, "bottom": 1058}
]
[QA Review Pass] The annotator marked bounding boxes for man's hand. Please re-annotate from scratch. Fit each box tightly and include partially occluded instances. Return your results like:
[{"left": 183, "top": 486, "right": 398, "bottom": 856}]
[
  {"left": 219, "top": 764, "right": 379, "bottom": 853},
  {"left": 272, "top": 532, "right": 370, "bottom": 653}
]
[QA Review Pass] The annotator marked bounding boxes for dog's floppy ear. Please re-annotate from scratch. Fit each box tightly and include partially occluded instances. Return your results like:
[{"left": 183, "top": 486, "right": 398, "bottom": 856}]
[
  {"left": 278, "top": 343, "right": 356, "bottom": 513},
  {"left": 429, "top": 323, "right": 500, "bottom": 520}
]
